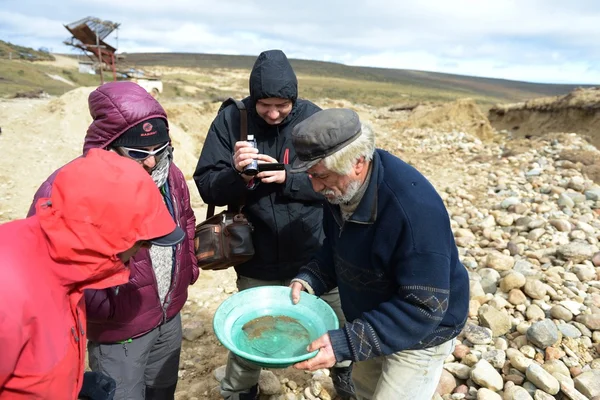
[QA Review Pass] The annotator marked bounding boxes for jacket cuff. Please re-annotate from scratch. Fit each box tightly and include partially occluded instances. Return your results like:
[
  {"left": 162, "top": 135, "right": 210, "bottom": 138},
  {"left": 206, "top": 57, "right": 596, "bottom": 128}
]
[
  {"left": 219, "top": 166, "right": 248, "bottom": 188},
  {"left": 282, "top": 165, "right": 298, "bottom": 195},
  {"left": 329, "top": 328, "right": 353, "bottom": 362},
  {"left": 290, "top": 278, "right": 315, "bottom": 295},
  {"left": 294, "top": 270, "right": 326, "bottom": 296}
]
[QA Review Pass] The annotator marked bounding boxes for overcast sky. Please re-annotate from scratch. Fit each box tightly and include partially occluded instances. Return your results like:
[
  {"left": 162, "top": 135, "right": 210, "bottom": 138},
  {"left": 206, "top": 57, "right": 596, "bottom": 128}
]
[{"left": 2, "top": 0, "right": 599, "bottom": 84}]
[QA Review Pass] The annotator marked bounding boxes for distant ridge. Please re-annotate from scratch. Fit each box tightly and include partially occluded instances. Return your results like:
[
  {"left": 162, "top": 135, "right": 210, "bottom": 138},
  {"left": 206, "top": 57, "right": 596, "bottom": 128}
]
[{"left": 120, "top": 52, "right": 590, "bottom": 102}]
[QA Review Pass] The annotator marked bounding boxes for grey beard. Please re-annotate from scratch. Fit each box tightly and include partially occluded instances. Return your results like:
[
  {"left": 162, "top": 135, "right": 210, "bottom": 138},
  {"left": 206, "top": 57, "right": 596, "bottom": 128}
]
[{"left": 322, "top": 180, "right": 362, "bottom": 205}]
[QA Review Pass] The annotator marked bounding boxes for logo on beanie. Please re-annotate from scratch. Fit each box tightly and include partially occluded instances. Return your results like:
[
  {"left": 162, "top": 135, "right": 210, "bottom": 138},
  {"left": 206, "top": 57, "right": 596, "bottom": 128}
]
[{"left": 141, "top": 122, "right": 156, "bottom": 137}]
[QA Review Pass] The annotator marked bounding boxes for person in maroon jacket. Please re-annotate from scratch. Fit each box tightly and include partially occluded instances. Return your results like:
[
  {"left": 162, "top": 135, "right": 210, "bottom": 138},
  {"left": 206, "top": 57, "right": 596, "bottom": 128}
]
[{"left": 27, "top": 81, "right": 199, "bottom": 400}]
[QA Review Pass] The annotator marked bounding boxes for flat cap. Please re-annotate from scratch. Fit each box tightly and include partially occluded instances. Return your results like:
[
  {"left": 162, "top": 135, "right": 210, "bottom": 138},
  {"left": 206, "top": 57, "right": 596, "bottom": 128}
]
[{"left": 291, "top": 108, "right": 361, "bottom": 172}]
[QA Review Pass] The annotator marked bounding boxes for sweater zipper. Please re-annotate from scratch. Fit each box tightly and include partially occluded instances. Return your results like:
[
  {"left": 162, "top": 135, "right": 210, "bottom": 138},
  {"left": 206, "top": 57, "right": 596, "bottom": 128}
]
[
  {"left": 73, "top": 308, "right": 84, "bottom": 394},
  {"left": 331, "top": 207, "right": 345, "bottom": 237},
  {"left": 162, "top": 185, "right": 181, "bottom": 323},
  {"left": 339, "top": 219, "right": 373, "bottom": 237}
]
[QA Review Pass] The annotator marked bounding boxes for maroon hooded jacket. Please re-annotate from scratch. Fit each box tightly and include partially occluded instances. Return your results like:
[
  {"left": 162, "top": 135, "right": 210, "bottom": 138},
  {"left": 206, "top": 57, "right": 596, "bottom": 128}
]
[{"left": 27, "top": 81, "right": 199, "bottom": 343}]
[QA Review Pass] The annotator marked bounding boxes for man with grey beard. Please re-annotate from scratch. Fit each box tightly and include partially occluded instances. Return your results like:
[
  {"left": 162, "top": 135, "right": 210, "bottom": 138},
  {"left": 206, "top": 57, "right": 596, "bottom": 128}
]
[{"left": 288, "top": 108, "right": 469, "bottom": 400}]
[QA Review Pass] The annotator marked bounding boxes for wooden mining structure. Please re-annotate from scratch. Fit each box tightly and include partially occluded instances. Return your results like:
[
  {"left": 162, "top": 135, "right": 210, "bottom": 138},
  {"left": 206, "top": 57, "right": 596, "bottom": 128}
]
[{"left": 63, "top": 16, "right": 120, "bottom": 83}]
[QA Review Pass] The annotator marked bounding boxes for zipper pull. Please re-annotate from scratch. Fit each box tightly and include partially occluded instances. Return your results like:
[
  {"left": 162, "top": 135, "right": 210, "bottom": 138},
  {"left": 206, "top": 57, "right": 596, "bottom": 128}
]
[{"left": 71, "top": 327, "right": 80, "bottom": 342}]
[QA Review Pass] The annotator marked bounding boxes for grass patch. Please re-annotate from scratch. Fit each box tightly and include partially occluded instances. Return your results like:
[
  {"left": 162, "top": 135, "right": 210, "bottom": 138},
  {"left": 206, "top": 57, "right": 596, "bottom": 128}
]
[
  {"left": 0, "top": 60, "right": 103, "bottom": 97},
  {"left": 298, "top": 75, "right": 502, "bottom": 107},
  {"left": 58, "top": 68, "right": 102, "bottom": 87},
  {"left": 1, "top": 50, "right": 591, "bottom": 107},
  {"left": 121, "top": 52, "right": 590, "bottom": 105},
  {"left": 0, "top": 40, "right": 55, "bottom": 61},
  {"left": 0, "top": 60, "right": 69, "bottom": 97}
]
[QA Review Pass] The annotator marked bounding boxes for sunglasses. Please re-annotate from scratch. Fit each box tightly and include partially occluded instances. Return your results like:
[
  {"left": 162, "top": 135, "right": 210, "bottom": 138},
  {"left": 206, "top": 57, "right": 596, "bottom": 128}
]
[{"left": 118, "top": 143, "right": 169, "bottom": 160}]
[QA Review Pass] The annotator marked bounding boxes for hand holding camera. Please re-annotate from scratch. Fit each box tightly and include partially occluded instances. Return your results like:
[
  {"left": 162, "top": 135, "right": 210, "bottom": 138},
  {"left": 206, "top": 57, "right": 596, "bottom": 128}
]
[{"left": 233, "top": 140, "right": 286, "bottom": 184}]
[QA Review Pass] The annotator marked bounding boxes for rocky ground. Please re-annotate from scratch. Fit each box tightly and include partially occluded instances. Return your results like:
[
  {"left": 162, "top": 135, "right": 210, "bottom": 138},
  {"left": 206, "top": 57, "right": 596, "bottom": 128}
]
[
  {"left": 1, "top": 80, "right": 600, "bottom": 399},
  {"left": 175, "top": 123, "right": 600, "bottom": 399}
]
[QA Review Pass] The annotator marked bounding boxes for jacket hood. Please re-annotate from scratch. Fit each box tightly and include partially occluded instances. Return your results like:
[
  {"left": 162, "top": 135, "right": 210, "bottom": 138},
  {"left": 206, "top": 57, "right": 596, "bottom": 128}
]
[
  {"left": 249, "top": 50, "right": 298, "bottom": 105},
  {"left": 84, "top": 81, "right": 168, "bottom": 154},
  {"left": 35, "top": 149, "right": 179, "bottom": 289}
]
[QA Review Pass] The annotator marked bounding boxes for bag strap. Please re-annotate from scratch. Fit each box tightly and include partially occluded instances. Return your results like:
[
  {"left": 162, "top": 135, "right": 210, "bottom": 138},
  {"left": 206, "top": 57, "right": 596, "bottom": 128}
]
[
  {"left": 233, "top": 99, "right": 248, "bottom": 141},
  {"left": 206, "top": 99, "right": 248, "bottom": 219}
]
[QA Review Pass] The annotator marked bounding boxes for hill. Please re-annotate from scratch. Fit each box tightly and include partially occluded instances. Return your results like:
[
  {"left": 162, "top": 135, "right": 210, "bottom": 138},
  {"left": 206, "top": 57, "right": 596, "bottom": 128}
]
[
  {"left": 0, "top": 40, "right": 55, "bottom": 62},
  {"left": 122, "top": 52, "right": 590, "bottom": 106},
  {"left": 0, "top": 41, "right": 99, "bottom": 97},
  {"left": 0, "top": 42, "right": 591, "bottom": 106}
]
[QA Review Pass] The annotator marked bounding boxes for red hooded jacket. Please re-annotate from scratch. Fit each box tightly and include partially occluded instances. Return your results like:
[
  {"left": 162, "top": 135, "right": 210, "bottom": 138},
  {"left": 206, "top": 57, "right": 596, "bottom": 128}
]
[{"left": 0, "top": 149, "right": 179, "bottom": 399}]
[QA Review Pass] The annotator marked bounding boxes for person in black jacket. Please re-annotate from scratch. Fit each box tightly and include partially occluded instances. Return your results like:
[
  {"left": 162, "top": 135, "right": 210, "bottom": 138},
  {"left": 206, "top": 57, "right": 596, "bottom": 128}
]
[{"left": 193, "top": 50, "right": 355, "bottom": 400}]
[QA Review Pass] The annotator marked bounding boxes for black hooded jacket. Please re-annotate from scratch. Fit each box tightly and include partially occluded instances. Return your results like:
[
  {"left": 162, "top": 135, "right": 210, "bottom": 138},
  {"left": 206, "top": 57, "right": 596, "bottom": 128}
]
[{"left": 193, "top": 50, "right": 323, "bottom": 280}]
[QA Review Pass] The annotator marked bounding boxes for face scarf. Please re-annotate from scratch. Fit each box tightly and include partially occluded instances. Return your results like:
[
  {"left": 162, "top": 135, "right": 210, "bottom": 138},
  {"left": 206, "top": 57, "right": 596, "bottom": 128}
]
[{"left": 151, "top": 146, "right": 172, "bottom": 188}]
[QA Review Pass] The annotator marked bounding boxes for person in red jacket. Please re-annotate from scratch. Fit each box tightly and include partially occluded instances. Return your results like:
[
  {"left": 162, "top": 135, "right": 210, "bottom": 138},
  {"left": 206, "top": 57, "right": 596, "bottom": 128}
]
[
  {"left": 27, "top": 81, "right": 199, "bottom": 400},
  {"left": 0, "top": 149, "right": 186, "bottom": 400}
]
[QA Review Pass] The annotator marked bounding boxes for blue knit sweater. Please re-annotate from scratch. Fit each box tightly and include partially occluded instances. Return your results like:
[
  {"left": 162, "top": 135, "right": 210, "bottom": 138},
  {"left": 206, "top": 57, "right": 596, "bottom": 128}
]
[{"left": 294, "top": 149, "right": 469, "bottom": 362}]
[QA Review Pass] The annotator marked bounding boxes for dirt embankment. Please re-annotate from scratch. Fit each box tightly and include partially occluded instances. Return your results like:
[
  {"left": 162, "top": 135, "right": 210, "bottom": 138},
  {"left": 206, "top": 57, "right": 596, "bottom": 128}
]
[
  {"left": 388, "top": 98, "right": 495, "bottom": 140},
  {"left": 0, "top": 87, "right": 222, "bottom": 222},
  {"left": 488, "top": 87, "right": 600, "bottom": 148}
]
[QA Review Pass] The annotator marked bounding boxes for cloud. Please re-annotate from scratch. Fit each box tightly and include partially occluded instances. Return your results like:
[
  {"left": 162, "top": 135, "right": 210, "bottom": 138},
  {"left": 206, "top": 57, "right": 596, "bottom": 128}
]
[
  {"left": 347, "top": 51, "right": 600, "bottom": 84},
  {"left": 1, "top": 0, "right": 599, "bottom": 83}
]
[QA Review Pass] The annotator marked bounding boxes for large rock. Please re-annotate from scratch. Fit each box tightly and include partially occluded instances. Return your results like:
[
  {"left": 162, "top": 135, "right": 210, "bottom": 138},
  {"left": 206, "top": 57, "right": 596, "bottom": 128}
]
[
  {"left": 554, "top": 373, "right": 587, "bottom": 400},
  {"left": 523, "top": 279, "right": 547, "bottom": 300},
  {"left": 213, "top": 365, "right": 226, "bottom": 382},
  {"left": 470, "top": 359, "right": 503, "bottom": 391},
  {"left": 463, "top": 323, "right": 493, "bottom": 345},
  {"left": 513, "top": 260, "right": 541, "bottom": 278},
  {"left": 558, "top": 323, "right": 582, "bottom": 338},
  {"left": 527, "top": 319, "right": 559, "bottom": 349},
  {"left": 526, "top": 304, "right": 546, "bottom": 321},
  {"left": 508, "top": 289, "right": 528, "bottom": 305},
  {"left": 444, "top": 362, "right": 471, "bottom": 380},
  {"left": 533, "top": 390, "right": 554, "bottom": 400},
  {"left": 182, "top": 320, "right": 206, "bottom": 341},
  {"left": 550, "top": 305, "right": 573, "bottom": 321},
  {"left": 549, "top": 219, "right": 572, "bottom": 232},
  {"left": 435, "top": 369, "right": 456, "bottom": 395},
  {"left": 506, "top": 348, "right": 535, "bottom": 373},
  {"left": 258, "top": 370, "right": 281, "bottom": 395},
  {"left": 478, "top": 305, "right": 511, "bottom": 336},
  {"left": 485, "top": 251, "right": 515, "bottom": 271},
  {"left": 482, "top": 349, "right": 506, "bottom": 369},
  {"left": 592, "top": 251, "right": 600, "bottom": 267},
  {"left": 576, "top": 314, "right": 600, "bottom": 330},
  {"left": 542, "top": 360, "right": 570, "bottom": 377},
  {"left": 504, "top": 384, "right": 534, "bottom": 400},
  {"left": 558, "top": 193, "right": 575, "bottom": 208},
  {"left": 500, "top": 272, "right": 526, "bottom": 292},
  {"left": 573, "top": 370, "right": 600, "bottom": 398},
  {"left": 525, "top": 363, "right": 559, "bottom": 395},
  {"left": 470, "top": 279, "right": 487, "bottom": 300},
  {"left": 560, "top": 300, "right": 583, "bottom": 316},
  {"left": 585, "top": 187, "right": 600, "bottom": 201},
  {"left": 477, "top": 388, "right": 502, "bottom": 400},
  {"left": 573, "top": 263, "right": 597, "bottom": 282},
  {"left": 557, "top": 241, "right": 598, "bottom": 263}
]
